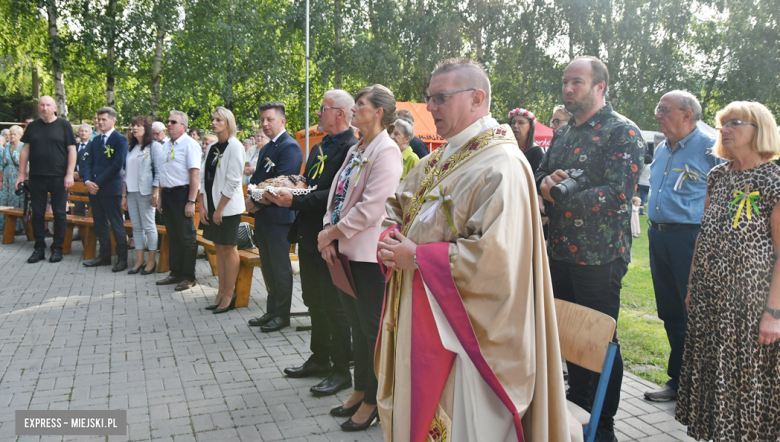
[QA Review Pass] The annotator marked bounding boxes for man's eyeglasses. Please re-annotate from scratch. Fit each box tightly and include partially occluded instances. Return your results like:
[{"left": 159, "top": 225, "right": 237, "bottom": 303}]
[
  {"left": 716, "top": 119, "right": 758, "bottom": 130},
  {"left": 654, "top": 106, "right": 685, "bottom": 116},
  {"left": 167, "top": 120, "right": 182, "bottom": 125},
  {"left": 319, "top": 105, "right": 341, "bottom": 113},
  {"left": 424, "top": 89, "right": 476, "bottom": 106},
  {"left": 153, "top": 131, "right": 163, "bottom": 136},
  {"left": 549, "top": 118, "right": 566, "bottom": 127}
]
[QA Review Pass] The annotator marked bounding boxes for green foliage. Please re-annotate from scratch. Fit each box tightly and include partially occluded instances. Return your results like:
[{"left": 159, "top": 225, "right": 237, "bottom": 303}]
[{"left": 0, "top": 0, "right": 778, "bottom": 136}]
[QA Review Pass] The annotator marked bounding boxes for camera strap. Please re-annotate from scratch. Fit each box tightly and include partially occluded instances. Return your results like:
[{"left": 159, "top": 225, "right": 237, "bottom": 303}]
[{"left": 22, "top": 188, "right": 31, "bottom": 223}]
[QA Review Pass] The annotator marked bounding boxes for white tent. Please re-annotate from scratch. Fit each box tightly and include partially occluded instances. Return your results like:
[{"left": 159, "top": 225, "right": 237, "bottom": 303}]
[{"left": 697, "top": 120, "right": 717, "bottom": 136}]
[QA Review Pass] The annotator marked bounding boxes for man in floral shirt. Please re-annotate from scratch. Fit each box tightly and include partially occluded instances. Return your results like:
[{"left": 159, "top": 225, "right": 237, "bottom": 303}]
[{"left": 536, "top": 56, "right": 646, "bottom": 442}]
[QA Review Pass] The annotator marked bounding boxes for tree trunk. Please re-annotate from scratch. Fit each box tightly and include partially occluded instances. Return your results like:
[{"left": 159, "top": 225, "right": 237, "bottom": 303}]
[
  {"left": 46, "top": 0, "right": 67, "bottom": 118},
  {"left": 32, "top": 68, "right": 40, "bottom": 99},
  {"left": 150, "top": 13, "right": 165, "bottom": 120},
  {"left": 702, "top": 50, "right": 726, "bottom": 110},
  {"left": 105, "top": 0, "right": 117, "bottom": 107},
  {"left": 334, "top": 0, "right": 342, "bottom": 89}
]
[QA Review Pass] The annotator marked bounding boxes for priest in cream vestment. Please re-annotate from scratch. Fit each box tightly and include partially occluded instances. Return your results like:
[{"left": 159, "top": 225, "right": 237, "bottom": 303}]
[{"left": 377, "top": 58, "right": 578, "bottom": 442}]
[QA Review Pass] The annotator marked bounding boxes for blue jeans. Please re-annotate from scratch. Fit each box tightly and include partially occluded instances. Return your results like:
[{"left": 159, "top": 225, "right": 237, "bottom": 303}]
[
  {"left": 637, "top": 185, "right": 649, "bottom": 214},
  {"left": 648, "top": 225, "right": 699, "bottom": 387}
]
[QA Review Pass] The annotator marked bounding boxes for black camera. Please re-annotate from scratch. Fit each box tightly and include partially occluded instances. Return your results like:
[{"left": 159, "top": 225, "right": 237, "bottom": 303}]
[
  {"left": 551, "top": 169, "right": 590, "bottom": 201},
  {"left": 15, "top": 182, "right": 28, "bottom": 196}
]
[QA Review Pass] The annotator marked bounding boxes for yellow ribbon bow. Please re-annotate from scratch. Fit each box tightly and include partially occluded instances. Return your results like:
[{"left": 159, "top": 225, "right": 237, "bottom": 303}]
[
  {"left": 104, "top": 145, "right": 114, "bottom": 158},
  {"left": 167, "top": 147, "right": 175, "bottom": 162},
  {"left": 419, "top": 185, "right": 457, "bottom": 234},
  {"left": 308, "top": 155, "right": 327, "bottom": 179},
  {"left": 729, "top": 183, "right": 761, "bottom": 229},
  {"left": 666, "top": 163, "right": 700, "bottom": 191}
]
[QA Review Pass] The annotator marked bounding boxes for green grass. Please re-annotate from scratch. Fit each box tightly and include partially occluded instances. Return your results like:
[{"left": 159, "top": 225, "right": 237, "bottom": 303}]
[{"left": 619, "top": 213, "right": 671, "bottom": 386}]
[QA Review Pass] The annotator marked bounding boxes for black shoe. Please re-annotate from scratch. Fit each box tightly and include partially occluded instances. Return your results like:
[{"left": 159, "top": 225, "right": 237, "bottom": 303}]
[
  {"left": 594, "top": 427, "right": 618, "bottom": 442},
  {"left": 48, "top": 249, "right": 62, "bottom": 263},
  {"left": 83, "top": 257, "right": 111, "bottom": 267},
  {"left": 112, "top": 260, "right": 128, "bottom": 272},
  {"left": 128, "top": 262, "right": 145, "bottom": 275},
  {"left": 214, "top": 293, "right": 237, "bottom": 314},
  {"left": 260, "top": 316, "right": 290, "bottom": 332},
  {"left": 330, "top": 401, "right": 362, "bottom": 417},
  {"left": 140, "top": 263, "right": 156, "bottom": 275},
  {"left": 45, "top": 229, "right": 53, "bottom": 238},
  {"left": 72, "top": 233, "right": 81, "bottom": 241},
  {"left": 310, "top": 372, "right": 352, "bottom": 396},
  {"left": 248, "top": 313, "right": 275, "bottom": 327},
  {"left": 341, "top": 408, "right": 379, "bottom": 431},
  {"left": 28, "top": 250, "right": 45, "bottom": 263},
  {"left": 284, "top": 359, "right": 331, "bottom": 378}
]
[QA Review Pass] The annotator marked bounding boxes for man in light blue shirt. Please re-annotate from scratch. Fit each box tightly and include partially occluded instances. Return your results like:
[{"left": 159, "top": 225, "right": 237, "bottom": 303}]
[{"left": 644, "top": 91, "right": 721, "bottom": 402}]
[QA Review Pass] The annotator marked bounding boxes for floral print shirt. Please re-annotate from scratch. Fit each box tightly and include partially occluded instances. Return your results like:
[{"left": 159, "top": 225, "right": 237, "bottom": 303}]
[
  {"left": 331, "top": 149, "right": 361, "bottom": 225},
  {"left": 536, "top": 103, "right": 647, "bottom": 265}
]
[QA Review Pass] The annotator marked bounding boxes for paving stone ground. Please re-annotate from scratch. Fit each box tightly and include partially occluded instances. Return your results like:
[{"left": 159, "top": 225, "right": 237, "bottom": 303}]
[{"left": 0, "top": 237, "right": 696, "bottom": 441}]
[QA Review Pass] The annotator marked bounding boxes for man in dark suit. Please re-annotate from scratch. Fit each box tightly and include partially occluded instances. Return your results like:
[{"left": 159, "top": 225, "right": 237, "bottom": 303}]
[
  {"left": 72, "top": 124, "right": 92, "bottom": 218},
  {"left": 245, "top": 102, "right": 303, "bottom": 332},
  {"left": 265, "top": 90, "right": 357, "bottom": 395},
  {"left": 82, "top": 107, "right": 129, "bottom": 272}
]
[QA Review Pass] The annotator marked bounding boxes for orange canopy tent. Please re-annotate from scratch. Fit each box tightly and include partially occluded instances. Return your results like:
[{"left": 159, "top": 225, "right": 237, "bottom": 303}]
[{"left": 295, "top": 102, "right": 446, "bottom": 157}]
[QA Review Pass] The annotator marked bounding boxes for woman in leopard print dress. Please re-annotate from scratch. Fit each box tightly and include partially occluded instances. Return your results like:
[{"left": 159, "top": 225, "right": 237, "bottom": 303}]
[{"left": 676, "top": 101, "right": 780, "bottom": 441}]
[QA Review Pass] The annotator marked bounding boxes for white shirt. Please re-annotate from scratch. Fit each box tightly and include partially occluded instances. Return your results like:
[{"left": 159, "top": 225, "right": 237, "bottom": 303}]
[
  {"left": 271, "top": 129, "right": 286, "bottom": 143},
  {"left": 125, "top": 146, "right": 143, "bottom": 192},
  {"left": 99, "top": 128, "right": 115, "bottom": 143},
  {"left": 158, "top": 134, "right": 201, "bottom": 188}
]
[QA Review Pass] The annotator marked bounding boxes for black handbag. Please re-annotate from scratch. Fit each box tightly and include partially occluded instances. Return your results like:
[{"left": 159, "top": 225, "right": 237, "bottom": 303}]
[{"left": 237, "top": 221, "right": 255, "bottom": 250}]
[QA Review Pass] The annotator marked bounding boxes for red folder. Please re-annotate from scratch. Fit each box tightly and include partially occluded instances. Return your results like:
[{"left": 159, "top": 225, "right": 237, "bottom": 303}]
[{"left": 327, "top": 250, "right": 357, "bottom": 298}]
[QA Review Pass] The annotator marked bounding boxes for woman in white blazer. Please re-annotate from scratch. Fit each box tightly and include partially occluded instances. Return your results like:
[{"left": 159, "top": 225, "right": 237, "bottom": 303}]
[
  {"left": 199, "top": 107, "right": 246, "bottom": 313},
  {"left": 123, "top": 115, "right": 163, "bottom": 275}
]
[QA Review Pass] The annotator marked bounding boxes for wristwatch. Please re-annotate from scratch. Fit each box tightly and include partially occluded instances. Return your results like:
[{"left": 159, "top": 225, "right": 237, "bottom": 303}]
[
  {"left": 764, "top": 306, "right": 780, "bottom": 319},
  {"left": 186, "top": 200, "right": 196, "bottom": 205}
]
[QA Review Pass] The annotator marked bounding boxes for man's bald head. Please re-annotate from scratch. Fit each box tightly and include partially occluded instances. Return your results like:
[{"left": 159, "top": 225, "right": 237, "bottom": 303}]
[
  {"left": 430, "top": 58, "right": 491, "bottom": 109},
  {"left": 37, "top": 95, "right": 58, "bottom": 122}
]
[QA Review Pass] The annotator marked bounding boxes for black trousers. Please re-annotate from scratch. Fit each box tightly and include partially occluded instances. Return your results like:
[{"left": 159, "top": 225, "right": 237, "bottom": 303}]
[
  {"left": 338, "top": 261, "right": 385, "bottom": 405},
  {"left": 299, "top": 246, "right": 351, "bottom": 374},
  {"left": 89, "top": 194, "right": 128, "bottom": 261},
  {"left": 549, "top": 258, "right": 628, "bottom": 430},
  {"left": 161, "top": 186, "right": 197, "bottom": 281},
  {"left": 254, "top": 222, "right": 293, "bottom": 318},
  {"left": 648, "top": 226, "right": 699, "bottom": 389},
  {"left": 28, "top": 175, "right": 68, "bottom": 252}
]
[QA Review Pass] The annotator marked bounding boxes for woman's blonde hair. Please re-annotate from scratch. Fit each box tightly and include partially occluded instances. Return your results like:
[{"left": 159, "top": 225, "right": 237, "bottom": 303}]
[
  {"left": 9, "top": 125, "right": 23, "bottom": 136},
  {"left": 212, "top": 107, "right": 238, "bottom": 139},
  {"left": 712, "top": 101, "right": 780, "bottom": 161},
  {"left": 354, "top": 84, "right": 396, "bottom": 129}
]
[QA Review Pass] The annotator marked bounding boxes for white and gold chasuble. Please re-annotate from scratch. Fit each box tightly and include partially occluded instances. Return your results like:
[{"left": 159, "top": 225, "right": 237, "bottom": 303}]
[{"left": 375, "top": 117, "right": 580, "bottom": 442}]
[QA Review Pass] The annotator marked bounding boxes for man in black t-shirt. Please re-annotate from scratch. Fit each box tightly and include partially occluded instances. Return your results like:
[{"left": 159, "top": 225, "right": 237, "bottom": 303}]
[{"left": 17, "top": 96, "right": 77, "bottom": 263}]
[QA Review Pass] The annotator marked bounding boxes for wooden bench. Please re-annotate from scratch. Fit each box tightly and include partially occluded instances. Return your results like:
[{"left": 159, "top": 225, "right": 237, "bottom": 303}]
[{"left": 195, "top": 213, "right": 299, "bottom": 309}]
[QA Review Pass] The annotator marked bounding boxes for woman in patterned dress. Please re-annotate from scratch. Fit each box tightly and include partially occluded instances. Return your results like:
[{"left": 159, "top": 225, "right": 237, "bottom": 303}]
[
  {"left": 0, "top": 125, "right": 25, "bottom": 233},
  {"left": 676, "top": 101, "right": 780, "bottom": 441}
]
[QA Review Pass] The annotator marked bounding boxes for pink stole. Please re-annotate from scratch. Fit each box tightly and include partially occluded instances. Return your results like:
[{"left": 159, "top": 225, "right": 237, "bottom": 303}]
[{"left": 377, "top": 225, "right": 525, "bottom": 442}]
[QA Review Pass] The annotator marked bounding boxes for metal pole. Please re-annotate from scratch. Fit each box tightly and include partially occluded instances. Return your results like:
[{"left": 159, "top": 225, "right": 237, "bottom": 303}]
[{"left": 304, "top": 0, "right": 310, "bottom": 164}]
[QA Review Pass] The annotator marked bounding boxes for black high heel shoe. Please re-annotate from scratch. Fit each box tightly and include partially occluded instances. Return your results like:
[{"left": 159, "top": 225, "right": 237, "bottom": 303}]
[
  {"left": 340, "top": 407, "right": 379, "bottom": 431},
  {"left": 127, "top": 262, "right": 145, "bottom": 275},
  {"left": 140, "top": 262, "right": 156, "bottom": 275},
  {"left": 213, "top": 293, "right": 237, "bottom": 314},
  {"left": 204, "top": 303, "right": 219, "bottom": 310},
  {"left": 330, "top": 401, "right": 362, "bottom": 417}
]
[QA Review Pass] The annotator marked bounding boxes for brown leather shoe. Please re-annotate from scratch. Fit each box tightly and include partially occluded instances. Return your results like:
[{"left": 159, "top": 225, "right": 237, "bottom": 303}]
[
  {"left": 174, "top": 279, "right": 197, "bottom": 291},
  {"left": 156, "top": 275, "right": 184, "bottom": 286}
]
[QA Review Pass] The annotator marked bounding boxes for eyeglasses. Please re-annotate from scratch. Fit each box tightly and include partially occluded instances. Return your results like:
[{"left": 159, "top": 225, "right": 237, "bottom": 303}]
[
  {"left": 549, "top": 118, "right": 566, "bottom": 127},
  {"left": 654, "top": 106, "right": 686, "bottom": 116},
  {"left": 424, "top": 89, "right": 476, "bottom": 106},
  {"left": 167, "top": 120, "right": 182, "bottom": 125},
  {"left": 318, "top": 105, "right": 341, "bottom": 113},
  {"left": 716, "top": 119, "right": 758, "bottom": 130}
]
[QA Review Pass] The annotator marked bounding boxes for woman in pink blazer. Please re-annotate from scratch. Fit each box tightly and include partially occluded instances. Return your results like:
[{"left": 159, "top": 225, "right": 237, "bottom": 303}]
[{"left": 318, "top": 84, "right": 403, "bottom": 432}]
